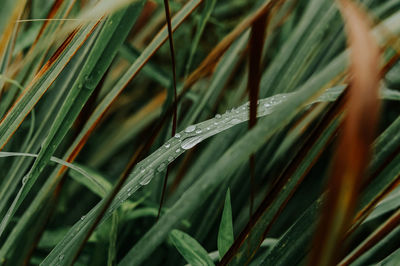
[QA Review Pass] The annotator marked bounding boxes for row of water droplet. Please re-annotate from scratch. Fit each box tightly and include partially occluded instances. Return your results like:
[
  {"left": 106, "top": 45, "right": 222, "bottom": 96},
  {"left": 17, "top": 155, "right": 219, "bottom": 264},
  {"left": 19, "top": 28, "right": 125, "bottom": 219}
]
[
  {"left": 78, "top": 88, "right": 343, "bottom": 223},
  {"left": 109, "top": 93, "right": 293, "bottom": 208}
]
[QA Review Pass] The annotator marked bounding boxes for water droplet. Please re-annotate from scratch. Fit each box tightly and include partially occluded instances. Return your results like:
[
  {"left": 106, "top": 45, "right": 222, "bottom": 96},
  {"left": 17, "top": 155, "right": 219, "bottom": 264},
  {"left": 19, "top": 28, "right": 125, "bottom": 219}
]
[
  {"left": 127, "top": 192, "right": 132, "bottom": 197},
  {"left": 215, "top": 114, "right": 222, "bottom": 119},
  {"left": 214, "top": 122, "right": 218, "bottom": 125},
  {"left": 185, "top": 125, "right": 196, "bottom": 133},
  {"left": 181, "top": 136, "right": 202, "bottom": 150},
  {"left": 139, "top": 169, "right": 154, "bottom": 186},
  {"left": 168, "top": 156, "right": 174, "bottom": 162},
  {"left": 264, "top": 103, "right": 271, "bottom": 108},
  {"left": 58, "top": 254, "right": 64, "bottom": 261},
  {"left": 206, "top": 127, "right": 211, "bottom": 131},
  {"left": 230, "top": 118, "right": 242, "bottom": 125},
  {"left": 174, "top": 133, "right": 181, "bottom": 139},
  {"left": 164, "top": 143, "right": 171, "bottom": 148},
  {"left": 80, "top": 215, "right": 85, "bottom": 221},
  {"left": 140, "top": 167, "right": 146, "bottom": 174},
  {"left": 176, "top": 148, "right": 181, "bottom": 153},
  {"left": 22, "top": 176, "right": 28, "bottom": 185},
  {"left": 157, "top": 163, "right": 166, "bottom": 172},
  {"left": 127, "top": 187, "right": 132, "bottom": 192},
  {"left": 195, "top": 129, "right": 202, "bottom": 134}
]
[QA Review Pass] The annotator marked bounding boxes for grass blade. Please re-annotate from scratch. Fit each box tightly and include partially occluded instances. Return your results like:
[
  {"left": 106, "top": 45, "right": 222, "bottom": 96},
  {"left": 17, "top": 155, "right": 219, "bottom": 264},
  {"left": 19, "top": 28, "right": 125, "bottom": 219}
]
[
  {"left": 218, "top": 188, "right": 234, "bottom": 258},
  {"left": 170, "top": 229, "right": 215, "bottom": 266},
  {"left": 310, "top": 1, "right": 381, "bottom": 265}
]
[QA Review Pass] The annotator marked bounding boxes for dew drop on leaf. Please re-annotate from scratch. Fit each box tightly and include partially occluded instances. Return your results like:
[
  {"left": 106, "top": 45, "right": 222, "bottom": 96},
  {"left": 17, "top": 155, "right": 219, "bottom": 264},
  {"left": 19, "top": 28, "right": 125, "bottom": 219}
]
[
  {"left": 185, "top": 125, "right": 196, "bottom": 133},
  {"left": 181, "top": 136, "right": 203, "bottom": 150},
  {"left": 139, "top": 169, "right": 154, "bottom": 186}
]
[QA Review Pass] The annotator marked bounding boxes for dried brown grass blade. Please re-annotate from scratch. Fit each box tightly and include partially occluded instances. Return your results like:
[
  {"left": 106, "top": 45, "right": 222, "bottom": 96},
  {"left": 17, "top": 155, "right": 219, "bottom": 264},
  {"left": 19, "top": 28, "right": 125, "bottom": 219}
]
[
  {"left": 308, "top": 1, "right": 381, "bottom": 265},
  {"left": 0, "top": 0, "right": 27, "bottom": 58},
  {"left": 248, "top": 14, "right": 268, "bottom": 216}
]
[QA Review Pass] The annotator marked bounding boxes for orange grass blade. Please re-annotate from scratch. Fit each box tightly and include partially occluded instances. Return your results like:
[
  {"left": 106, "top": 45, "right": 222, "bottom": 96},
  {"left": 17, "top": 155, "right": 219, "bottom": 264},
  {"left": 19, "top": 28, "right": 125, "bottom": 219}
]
[{"left": 309, "top": 1, "right": 381, "bottom": 265}]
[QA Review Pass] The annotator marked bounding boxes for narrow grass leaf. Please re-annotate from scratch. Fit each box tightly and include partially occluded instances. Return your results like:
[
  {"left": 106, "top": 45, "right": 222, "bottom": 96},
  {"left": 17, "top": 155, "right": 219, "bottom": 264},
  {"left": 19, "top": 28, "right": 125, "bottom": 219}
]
[
  {"left": 218, "top": 189, "right": 234, "bottom": 258},
  {"left": 170, "top": 229, "right": 215, "bottom": 266},
  {"left": 107, "top": 211, "right": 119, "bottom": 266}
]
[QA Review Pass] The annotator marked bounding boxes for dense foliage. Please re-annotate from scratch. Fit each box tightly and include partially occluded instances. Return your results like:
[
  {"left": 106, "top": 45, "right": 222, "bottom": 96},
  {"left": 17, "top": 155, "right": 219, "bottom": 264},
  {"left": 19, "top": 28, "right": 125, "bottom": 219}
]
[{"left": 0, "top": 0, "right": 400, "bottom": 265}]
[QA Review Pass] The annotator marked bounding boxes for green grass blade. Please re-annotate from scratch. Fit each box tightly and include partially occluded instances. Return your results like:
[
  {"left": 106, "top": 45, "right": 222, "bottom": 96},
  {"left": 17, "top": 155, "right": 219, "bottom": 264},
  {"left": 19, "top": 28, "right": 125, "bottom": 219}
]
[
  {"left": 107, "top": 211, "right": 119, "bottom": 266},
  {"left": 169, "top": 229, "right": 215, "bottom": 266},
  {"left": 218, "top": 188, "right": 234, "bottom": 258}
]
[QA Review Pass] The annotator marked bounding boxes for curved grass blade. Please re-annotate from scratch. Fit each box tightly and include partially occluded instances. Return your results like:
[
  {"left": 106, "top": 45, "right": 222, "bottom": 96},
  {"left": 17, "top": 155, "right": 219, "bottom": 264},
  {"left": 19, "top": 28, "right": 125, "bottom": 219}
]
[{"left": 0, "top": 151, "right": 95, "bottom": 184}]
